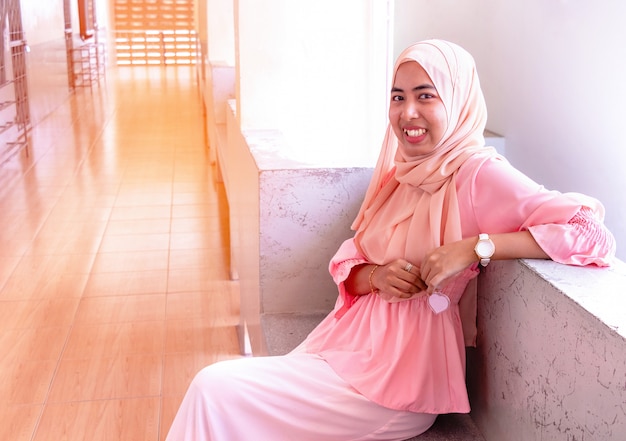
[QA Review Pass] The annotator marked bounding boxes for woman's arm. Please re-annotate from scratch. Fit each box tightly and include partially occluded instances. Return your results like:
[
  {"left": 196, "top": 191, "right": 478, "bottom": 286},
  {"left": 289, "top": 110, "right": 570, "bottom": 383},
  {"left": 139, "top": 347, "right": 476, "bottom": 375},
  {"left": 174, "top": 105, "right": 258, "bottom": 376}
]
[
  {"left": 420, "top": 230, "right": 548, "bottom": 292},
  {"left": 345, "top": 261, "right": 428, "bottom": 298}
]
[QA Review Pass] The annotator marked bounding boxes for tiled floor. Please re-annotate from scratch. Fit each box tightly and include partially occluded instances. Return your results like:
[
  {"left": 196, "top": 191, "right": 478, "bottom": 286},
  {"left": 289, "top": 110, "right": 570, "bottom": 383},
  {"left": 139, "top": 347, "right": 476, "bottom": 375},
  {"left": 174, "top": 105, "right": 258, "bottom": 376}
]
[{"left": 0, "top": 66, "right": 242, "bottom": 440}]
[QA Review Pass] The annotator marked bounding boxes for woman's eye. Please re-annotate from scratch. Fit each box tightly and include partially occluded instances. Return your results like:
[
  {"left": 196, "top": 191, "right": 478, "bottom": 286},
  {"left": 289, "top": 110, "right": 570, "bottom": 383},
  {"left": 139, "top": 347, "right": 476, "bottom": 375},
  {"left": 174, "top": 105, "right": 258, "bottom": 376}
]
[
  {"left": 391, "top": 95, "right": 404, "bottom": 101},
  {"left": 419, "top": 93, "right": 434, "bottom": 99}
]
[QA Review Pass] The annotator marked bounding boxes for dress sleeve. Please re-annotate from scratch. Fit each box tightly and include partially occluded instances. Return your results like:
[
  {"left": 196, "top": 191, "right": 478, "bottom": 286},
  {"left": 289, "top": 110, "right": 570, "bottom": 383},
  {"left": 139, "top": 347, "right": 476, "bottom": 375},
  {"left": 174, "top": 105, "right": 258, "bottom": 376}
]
[
  {"left": 528, "top": 206, "right": 616, "bottom": 266},
  {"left": 462, "top": 155, "right": 615, "bottom": 267},
  {"left": 328, "top": 238, "right": 370, "bottom": 318}
]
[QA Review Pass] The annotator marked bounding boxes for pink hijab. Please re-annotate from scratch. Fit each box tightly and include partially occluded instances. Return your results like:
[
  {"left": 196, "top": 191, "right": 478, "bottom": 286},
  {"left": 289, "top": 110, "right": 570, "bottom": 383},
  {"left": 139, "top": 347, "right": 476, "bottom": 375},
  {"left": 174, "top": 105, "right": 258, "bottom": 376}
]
[{"left": 352, "top": 40, "right": 496, "bottom": 346}]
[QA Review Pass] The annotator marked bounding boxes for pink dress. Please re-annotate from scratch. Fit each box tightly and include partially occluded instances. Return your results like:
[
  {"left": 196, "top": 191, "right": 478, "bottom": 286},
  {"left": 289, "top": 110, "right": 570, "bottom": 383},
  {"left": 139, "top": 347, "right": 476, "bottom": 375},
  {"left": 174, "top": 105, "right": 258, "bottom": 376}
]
[
  {"left": 165, "top": 155, "right": 615, "bottom": 440},
  {"left": 302, "top": 155, "right": 615, "bottom": 414}
]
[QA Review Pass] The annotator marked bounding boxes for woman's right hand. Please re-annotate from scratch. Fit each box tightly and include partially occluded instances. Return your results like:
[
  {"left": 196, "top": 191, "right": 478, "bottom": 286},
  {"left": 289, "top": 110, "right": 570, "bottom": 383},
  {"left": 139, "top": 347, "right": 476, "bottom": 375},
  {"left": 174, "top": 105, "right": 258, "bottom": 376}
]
[{"left": 371, "top": 260, "right": 428, "bottom": 299}]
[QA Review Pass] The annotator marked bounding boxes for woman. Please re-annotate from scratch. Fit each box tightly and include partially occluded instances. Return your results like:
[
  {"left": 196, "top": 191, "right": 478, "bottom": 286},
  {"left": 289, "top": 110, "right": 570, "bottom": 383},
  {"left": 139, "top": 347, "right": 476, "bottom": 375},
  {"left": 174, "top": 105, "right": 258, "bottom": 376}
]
[{"left": 166, "top": 40, "right": 615, "bottom": 440}]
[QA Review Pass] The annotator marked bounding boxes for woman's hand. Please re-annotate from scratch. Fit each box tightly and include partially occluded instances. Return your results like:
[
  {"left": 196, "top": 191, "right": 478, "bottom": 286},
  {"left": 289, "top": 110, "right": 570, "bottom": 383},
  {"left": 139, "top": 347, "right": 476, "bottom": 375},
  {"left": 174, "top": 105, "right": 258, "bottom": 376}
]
[
  {"left": 371, "top": 260, "right": 428, "bottom": 298},
  {"left": 420, "top": 231, "right": 550, "bottom": 293},
  {"left": 420, "top": 238, "right": 476, "bottom": 293}
]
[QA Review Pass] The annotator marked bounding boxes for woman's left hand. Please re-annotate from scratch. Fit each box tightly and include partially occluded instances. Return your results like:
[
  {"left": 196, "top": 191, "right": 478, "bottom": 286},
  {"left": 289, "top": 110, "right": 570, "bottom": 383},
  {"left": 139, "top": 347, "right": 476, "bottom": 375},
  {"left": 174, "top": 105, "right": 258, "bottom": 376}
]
[{"left": 420, "top": 238, "right": 476, "bottom": 293}]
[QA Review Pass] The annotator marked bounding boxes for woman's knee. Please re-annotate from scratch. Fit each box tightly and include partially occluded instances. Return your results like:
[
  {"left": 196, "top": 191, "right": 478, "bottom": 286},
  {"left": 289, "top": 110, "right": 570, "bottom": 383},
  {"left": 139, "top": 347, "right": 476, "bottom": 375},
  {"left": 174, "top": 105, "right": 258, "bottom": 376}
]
[{"left": 188, "top": 358, "right": 252, "bottom": 395}]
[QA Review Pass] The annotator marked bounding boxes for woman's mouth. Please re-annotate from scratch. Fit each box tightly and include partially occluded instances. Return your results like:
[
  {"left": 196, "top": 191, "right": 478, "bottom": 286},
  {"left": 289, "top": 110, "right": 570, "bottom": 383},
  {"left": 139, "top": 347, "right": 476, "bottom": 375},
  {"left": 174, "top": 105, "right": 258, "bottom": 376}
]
[{"left": 403, "top": 128, "right": 427, "bottom": 142}]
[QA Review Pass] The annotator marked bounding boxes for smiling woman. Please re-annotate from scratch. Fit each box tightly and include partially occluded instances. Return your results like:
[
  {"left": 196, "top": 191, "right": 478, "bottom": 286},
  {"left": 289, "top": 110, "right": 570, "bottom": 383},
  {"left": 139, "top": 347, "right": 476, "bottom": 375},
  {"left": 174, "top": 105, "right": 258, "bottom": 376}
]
[{"left": 165, "top": 39, "right": 615, "bottom": 441}]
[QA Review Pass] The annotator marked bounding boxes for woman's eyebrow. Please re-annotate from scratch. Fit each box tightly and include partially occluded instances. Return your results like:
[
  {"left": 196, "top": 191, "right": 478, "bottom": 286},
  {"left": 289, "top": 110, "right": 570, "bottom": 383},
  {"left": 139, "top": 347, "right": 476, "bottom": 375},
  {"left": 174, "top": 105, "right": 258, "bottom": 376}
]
[{"left": 391, "top": 84, "right": 436, "bottom": 93}]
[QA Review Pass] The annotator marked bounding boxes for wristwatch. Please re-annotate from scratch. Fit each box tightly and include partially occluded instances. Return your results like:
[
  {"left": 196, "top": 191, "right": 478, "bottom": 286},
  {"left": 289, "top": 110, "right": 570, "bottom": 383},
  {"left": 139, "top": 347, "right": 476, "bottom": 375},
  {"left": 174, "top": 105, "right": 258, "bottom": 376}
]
[{"left": 474, "top": 233, "right": 495, "bottom": 267}]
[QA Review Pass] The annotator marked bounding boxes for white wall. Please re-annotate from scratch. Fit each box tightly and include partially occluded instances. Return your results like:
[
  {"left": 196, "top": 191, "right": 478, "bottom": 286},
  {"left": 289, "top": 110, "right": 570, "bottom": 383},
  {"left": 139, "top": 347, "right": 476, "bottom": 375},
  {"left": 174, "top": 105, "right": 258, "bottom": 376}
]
[
  {"left": 20, "top": 0, "right": 65, "bottom": 46},
  {"left": 234, "top": 0, "right": 392, "bottom": 166},
  {"left": 394, "top": 0, "right": 626, "bottom": 260}
]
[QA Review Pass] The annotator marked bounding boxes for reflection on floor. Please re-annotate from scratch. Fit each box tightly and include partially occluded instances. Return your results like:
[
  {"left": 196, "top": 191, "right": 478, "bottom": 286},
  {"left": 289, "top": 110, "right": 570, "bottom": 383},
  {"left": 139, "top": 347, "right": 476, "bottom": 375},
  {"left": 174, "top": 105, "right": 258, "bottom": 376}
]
[{"left": 0, "top": 66, "right": 242, "bottom": 441}]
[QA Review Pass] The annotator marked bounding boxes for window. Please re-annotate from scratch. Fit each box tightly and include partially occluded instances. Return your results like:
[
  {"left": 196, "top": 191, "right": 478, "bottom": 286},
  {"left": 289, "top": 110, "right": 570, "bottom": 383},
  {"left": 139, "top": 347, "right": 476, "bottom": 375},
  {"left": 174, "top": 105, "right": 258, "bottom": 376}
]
[{"left": 112, "top": 0, "right": 196, "bottom": 65}]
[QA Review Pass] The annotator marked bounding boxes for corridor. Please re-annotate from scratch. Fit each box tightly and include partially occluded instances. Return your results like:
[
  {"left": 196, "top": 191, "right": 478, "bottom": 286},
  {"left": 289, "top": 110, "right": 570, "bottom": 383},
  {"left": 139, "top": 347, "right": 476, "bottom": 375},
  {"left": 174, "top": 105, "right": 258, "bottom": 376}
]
[{"left": 0, "top": 66, "right": 241, "bottom": 440}]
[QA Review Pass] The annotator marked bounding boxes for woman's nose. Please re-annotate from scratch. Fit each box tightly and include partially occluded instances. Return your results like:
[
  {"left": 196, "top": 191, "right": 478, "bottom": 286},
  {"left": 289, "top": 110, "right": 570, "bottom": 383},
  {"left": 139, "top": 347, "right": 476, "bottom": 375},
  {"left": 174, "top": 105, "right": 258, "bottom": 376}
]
[{"left": 402, "top": 101, "right": 419, "bottom": 120}]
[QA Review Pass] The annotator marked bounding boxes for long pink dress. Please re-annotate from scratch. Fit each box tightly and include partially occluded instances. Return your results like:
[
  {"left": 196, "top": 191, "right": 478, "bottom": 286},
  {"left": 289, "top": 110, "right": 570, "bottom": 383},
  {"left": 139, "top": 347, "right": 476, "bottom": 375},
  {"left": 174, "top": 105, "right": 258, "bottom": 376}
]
[{"left": 165, "top": 155, "right": 615, "bottom": 441}]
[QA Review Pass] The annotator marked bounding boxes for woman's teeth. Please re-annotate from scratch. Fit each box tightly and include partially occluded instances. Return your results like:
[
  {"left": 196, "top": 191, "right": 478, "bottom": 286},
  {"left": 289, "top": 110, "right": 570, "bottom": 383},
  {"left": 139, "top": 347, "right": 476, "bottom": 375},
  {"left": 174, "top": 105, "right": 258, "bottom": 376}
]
[{"left": 404, "top": 128, "right": 426, "bottom": 137}]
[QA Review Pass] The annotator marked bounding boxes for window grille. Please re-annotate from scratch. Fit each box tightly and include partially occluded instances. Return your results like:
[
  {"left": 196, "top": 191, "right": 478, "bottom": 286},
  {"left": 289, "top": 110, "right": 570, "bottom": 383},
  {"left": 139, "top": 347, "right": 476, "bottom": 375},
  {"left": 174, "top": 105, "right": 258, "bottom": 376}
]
[{"left": 112, "top": 0, "right": 197, "bottom": 66}]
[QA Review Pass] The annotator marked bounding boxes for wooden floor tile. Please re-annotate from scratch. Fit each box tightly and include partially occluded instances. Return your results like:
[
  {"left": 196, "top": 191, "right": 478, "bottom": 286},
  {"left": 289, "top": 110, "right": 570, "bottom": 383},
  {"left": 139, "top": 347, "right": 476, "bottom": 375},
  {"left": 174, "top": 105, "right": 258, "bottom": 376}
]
[
  {"left": 48, "top": 354, "right": 162, "bottom": 402},
  {"left": 0, "top": 298, "right": 80, "bottom": 330},
  {"left": 34, "top": 398, "right": 160, "bottom": 441},
  {"left": 164, "top": 319, "right": 240, "bottom": 355},
  {"left": 0, "top": 272, "right": 90, "bottom": 301},
  {"left": 109, "top": 204, "right": 172, "bottom": 221},
  {"left": 98, "top": 232, "right": 170, "bottom": 253},
  {"left": 0, "top": 359, "right": 57, "bottom": 405},
  {"left": 0, "top": 327, "right": 70, "bottom": 363},
  {"left": 0, "top": 404, "right": 42, "bottom": 441},
  {"left": 165, "top": 287, "right": 239, "bottom": 323},
  {"left": 83, "top": 269, "right": 168, "bottom": 296},
  {"left": 167, "top": 266, "right": 230, "bottom": 292},
  {"left": 74, "top": 294, "right": 167, "bottom": 324},
  {"left": 104, "top": 218, "right": 172, "bottom": 236},
  {"left": 62, "top": 321, "right": 165, "bottom": 359},
  {"left": 160, "top": 396, "right": 184, "bottom": 441},
  {"left": 91, "top": 250, "right": 170, "bottom": 273},
  {"left": 167, "top": 248, "right": 218, "bottom": 270}
]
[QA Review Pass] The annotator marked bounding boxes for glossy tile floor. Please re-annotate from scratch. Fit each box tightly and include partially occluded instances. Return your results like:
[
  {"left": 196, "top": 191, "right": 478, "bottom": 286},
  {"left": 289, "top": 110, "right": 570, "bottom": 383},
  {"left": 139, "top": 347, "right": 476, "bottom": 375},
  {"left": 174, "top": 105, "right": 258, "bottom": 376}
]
[{"left": 0, "top": 66, "right": 242, "bottom": 440}]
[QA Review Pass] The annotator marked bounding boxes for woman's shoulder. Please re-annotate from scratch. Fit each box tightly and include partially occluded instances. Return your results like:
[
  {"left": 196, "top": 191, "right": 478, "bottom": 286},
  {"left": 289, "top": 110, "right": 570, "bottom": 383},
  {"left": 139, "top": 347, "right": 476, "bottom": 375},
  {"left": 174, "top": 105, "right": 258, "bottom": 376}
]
[
  {"left": 458, "top": 150, "right": 510, "bottom": 175},
  {"left": 457, "top": 151, "right": 541, "bottom": 191}
]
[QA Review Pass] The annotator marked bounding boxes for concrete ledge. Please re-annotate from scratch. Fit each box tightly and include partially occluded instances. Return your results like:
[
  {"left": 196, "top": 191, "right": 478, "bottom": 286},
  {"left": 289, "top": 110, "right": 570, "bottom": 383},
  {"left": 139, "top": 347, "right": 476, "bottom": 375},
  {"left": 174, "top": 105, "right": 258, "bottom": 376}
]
[
  {"left": 468, "top": 258, "right": 626, "bottom": 441},
  {"left": 262, "top": 312, "right": 329, "bottom": 356}
]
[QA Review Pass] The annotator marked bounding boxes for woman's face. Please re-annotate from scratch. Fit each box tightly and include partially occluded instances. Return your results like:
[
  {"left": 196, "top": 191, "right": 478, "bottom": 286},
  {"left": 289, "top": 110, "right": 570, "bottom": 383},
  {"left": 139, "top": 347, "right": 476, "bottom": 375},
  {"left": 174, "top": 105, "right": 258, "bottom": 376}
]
[{"left": 389, "top": 61, "right": 447, "bottom": 156}]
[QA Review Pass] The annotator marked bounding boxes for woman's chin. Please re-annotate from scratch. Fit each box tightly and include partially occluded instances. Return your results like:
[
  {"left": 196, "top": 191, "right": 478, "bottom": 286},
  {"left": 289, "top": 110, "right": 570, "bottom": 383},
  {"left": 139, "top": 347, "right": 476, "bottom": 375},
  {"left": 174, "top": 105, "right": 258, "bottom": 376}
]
[{"left": 400, "top": 143, "right": 434, "bottom": 157}]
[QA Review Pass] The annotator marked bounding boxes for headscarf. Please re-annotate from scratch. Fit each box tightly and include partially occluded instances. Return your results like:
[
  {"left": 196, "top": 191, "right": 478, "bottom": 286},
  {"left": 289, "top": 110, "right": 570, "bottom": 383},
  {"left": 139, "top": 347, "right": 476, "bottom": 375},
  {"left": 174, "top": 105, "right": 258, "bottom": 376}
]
[{"left": 352, "top": 39, "right": 496, "bottom": 346}]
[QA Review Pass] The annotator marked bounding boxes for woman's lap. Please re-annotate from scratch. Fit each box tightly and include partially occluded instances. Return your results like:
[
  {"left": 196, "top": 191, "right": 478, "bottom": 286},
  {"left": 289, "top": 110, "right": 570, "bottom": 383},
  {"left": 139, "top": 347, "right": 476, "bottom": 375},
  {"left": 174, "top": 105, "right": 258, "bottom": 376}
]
[{"left": 165, "top": 352, "right": 436, "bottom": 441}]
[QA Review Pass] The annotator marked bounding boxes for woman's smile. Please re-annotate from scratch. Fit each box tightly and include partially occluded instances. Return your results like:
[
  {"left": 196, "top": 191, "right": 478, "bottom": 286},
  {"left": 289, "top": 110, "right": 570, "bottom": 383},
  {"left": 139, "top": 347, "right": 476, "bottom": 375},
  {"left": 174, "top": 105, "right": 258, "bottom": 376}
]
[{"left": 402, "top": 126, "right": 428, "bottom": 143}]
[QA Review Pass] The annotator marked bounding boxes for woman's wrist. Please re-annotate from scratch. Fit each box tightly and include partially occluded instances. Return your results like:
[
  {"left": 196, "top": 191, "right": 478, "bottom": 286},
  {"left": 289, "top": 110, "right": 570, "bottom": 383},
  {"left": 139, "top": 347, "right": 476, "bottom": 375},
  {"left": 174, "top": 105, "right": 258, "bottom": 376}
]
[
  {"left": 345, "top": 263, "right": 378, "bottom": 296},
  {"left": 368, "top": 264, "right": 379, "bottom": 295}
]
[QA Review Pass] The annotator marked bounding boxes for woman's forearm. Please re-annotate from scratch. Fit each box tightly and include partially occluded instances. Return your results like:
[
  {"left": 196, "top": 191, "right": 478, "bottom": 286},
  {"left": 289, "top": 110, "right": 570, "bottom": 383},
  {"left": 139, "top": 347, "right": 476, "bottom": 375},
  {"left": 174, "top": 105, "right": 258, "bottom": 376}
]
[
  {"left": 344, "top": 263, "right": 378, "bottom": 296},
  {"left": 489, "top": 230, "right": 549, "bottom": 261}
]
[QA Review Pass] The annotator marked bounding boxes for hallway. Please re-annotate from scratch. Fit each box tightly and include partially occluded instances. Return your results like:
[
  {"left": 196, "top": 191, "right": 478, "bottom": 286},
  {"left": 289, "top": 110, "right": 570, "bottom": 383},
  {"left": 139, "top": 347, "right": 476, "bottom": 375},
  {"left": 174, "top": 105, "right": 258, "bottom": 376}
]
[{"left": 0, "top": 66, "right": 242, "bottom": 440}]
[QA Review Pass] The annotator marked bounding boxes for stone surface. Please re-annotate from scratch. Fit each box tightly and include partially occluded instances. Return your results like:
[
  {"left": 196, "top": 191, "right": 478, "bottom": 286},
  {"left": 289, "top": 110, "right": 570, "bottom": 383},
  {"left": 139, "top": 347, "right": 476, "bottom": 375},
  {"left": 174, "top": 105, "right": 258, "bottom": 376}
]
[
  {"left": 406, "top": 413, "right": 486, "bottom": 441},
  {"left": 468, "top": 259, "right": 626, "bottom": 441}
]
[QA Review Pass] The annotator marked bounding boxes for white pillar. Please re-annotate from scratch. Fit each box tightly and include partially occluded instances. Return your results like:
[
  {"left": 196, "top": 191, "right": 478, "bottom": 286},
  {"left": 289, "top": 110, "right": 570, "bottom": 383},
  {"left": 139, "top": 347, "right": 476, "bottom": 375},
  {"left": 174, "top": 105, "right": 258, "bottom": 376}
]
[{"left": 206, "top": 0, "right": 235, "bottom": 65}]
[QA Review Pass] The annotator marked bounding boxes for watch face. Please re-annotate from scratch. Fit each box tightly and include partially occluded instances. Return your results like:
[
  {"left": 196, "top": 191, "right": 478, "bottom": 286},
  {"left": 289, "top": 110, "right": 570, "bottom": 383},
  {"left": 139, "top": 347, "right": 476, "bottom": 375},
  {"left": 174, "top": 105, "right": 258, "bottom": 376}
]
[{"left": 476, "top": 240, "right": 495, "bottom": 257}]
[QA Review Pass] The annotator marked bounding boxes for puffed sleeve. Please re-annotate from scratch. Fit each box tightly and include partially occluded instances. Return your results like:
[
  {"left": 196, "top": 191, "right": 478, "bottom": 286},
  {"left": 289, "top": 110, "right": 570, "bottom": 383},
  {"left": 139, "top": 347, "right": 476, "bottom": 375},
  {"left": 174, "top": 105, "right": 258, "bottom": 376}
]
[
  {"left": 328, "top": 238, "right": 369, "bottom": 318},
  {"left": 461, "top": 155, "right": 615, "bottom": 267},
  {"left": 527, "top": 206, "right": 615, "bottom": 266}
]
